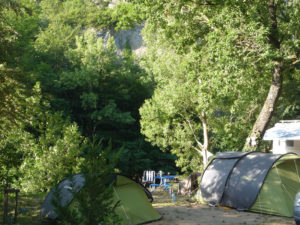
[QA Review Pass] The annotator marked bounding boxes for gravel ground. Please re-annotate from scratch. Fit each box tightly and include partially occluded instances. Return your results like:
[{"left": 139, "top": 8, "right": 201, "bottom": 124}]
[{"left": 148, "top": 188, "right": 295, "bottom": 225}]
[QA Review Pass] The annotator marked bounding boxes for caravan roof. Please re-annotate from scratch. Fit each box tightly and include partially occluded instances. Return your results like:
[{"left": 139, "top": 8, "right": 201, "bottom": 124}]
[{"left": 264, "top": 120, "right": 300, "bottom": 140}]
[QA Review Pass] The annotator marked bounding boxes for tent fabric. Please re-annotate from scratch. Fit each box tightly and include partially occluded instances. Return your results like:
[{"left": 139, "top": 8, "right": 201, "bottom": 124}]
[
  {"left": 200, "top": 157, "right": 240, "bottom": 204},
  {"left": 220, "top": 152, "right": 283, "bottom": 210},
  {"left": 113, "top": 176, "right": 161, "bottom": 225},
  {"left": 40, "top": 174, "right": 161, "bottom": 225},
  {"left": 200, "top": 151, "right": 254, "bottom": 205},
  {"left": 251, "top": 154, "right": 300, "bottom": 217},
  {"left": 200, "top": 152, "right": 300, "bottom": 217},
  {"left": 40, "top": 174, "right": 85, "bottom": 219},
  {"left": 214, "top": 151, "right": 251, "bottom": 159}
]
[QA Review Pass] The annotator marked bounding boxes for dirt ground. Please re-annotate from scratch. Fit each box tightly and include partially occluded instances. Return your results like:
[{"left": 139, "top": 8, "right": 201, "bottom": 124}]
[{"left": 148, "top": 189, "right": 295, "bottom": 225}]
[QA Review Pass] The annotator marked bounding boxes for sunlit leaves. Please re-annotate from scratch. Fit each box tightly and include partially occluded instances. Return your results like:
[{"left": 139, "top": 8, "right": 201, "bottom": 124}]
[
  {"left": 137, "top": 0, "right": 300, "bottom": 170},
  {"left": 20, "top": 84, "right": 84, "bottom": 192}
]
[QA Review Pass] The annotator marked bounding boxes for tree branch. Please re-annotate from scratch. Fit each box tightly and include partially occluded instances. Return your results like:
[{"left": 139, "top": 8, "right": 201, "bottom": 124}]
[
  {"left": 268, "top": 0, "right": 281, "bottom": 49},
  {"left": 192, "top": 146, "right": 202, "bottom": 154},
  {"left": 178, "top": 112, "right": 204, "bottom": 150}
]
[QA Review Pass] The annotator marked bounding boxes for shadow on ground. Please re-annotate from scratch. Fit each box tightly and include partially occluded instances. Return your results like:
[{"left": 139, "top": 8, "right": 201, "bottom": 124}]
[{"left": 148, "top": 188, "right": 295, "bottom": 225}]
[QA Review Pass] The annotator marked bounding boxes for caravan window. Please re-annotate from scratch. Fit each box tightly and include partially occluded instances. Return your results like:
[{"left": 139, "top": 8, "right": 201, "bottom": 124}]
[{"left": 286, "top": 140, "right": 294, "bottom": 147}]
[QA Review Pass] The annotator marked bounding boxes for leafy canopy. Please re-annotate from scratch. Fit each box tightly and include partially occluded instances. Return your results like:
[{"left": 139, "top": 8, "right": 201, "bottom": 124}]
[{"left": 138, "top": 0, "right": 300, "bottom": 170}]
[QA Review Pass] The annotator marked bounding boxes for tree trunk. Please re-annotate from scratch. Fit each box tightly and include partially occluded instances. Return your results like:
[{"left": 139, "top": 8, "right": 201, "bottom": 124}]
[
  {"left": 201, "top": 111, "right": 211, "bottom": 165},
  {"left": 185, "top": 111, "right": 212, "bottom": 166},
  {"left": 245, "top": 62, "right": 283, "bottom": 150},
  {"left": 244, "top": 0, "right": 283, "bottom": 151}
]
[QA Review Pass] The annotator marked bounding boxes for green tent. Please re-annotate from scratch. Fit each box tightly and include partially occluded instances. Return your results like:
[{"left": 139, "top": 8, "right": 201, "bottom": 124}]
[
  {"left": 198, "top": 152, "right": 300, "bottom": 217},
  {"left": 113, "top": 175, "right": 161, "bottom": 224},
  {"left": 251, "top": 154, "right": 300, "bottom": 217},
  {"left": 41, "top": 174, "right": 161, "bottom": 224}
]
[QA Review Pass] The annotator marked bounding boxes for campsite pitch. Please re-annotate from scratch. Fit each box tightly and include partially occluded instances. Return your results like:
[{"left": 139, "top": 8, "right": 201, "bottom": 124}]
[
  {"left": 149, "top": 189, "right": 295, "bottom": 225},
  {"left": 1, "top": 187, "right": 295, "bottom": 225}
]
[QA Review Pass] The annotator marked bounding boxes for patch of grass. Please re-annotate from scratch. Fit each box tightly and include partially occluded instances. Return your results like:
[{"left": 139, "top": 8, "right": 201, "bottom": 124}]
[{"left": 0, "top": 192, "right": 46, "bottom": 225}]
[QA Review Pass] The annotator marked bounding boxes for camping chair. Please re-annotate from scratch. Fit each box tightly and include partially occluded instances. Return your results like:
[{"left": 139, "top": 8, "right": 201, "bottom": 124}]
[{"left": 142, "top": 171, "right": 159, "bottom": 192}]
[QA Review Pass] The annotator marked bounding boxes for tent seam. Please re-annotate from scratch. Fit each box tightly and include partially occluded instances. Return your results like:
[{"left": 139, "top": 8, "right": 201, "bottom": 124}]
[
  {"left": 219, "top": 151, "right": 257, "bottom": 206},
  {"left": 247, "top": 153, "right": 296, "bottom": 209}
]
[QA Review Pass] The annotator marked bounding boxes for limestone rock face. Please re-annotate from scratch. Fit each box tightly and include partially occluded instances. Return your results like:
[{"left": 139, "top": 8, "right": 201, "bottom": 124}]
[
  {"left": 115, "top": 25, "right": 145, "bottom": 56},
  {"left": 96, "top": 25, "right": 145, "bottom": 57},
  {"left": 95, "top": 0, "right": 146, "bottom": 56}
]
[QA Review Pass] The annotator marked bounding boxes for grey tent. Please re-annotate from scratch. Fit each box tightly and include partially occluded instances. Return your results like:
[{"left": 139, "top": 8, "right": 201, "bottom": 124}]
[
  {"left": 199, "top": 152, "right": 300, "bottom": 217},
  {"left": 40, "top": 174, "right": 85, "bottom": 219}
]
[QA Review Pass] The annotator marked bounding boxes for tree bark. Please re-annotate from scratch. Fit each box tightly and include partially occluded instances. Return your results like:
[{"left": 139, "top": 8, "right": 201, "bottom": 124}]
[
  {"left": 182, "top": 111, "right": 212, "bottom": 166},
  {"left": 200, "top": 111, "right": 211, "bottom": 165},
  {"left": 244, "top": 0, "right": 283, "bottom": 151},
  {"left": 245, "top": 62, "right": 283, "bottom": 150}
]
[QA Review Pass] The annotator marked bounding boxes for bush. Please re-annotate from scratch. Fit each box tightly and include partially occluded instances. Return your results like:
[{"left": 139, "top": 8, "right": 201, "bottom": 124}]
[{"left": 53, "top": 139, "right": 121, "bottom": 225}]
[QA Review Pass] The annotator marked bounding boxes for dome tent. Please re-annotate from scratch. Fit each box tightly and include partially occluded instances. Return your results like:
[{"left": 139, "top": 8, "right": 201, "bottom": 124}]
[
  {"left": 40, "top": 174, "right": 161, "bottom": 225},
  {"left": 199, "top": 152, "right": 300, "bottom": 217}
]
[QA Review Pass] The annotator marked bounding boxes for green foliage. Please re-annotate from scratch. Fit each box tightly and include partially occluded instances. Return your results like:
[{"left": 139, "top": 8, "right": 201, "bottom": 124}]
[
  {"left": 137, "top": 0, "right": 299, "bottom": 170},
  {"left": 34, "top": 0, "right": 110, "bottom": 72},
  {"left": 0, "top": 64, "right": 25, "bottom": 125},
  {"left": 140, "top": 77, "right": 205, "bottom": 172},
  {"left": 34, "top": 0, "right": 142, "bottom": 64},
  {"left": 0, "top": 0, "right": 22, "bottom": 63},
  {"left": 57, "top": 30, "right": 144, "bottom": 134},
  {"left": 139, "top": 38, "right": 266, "bottom": 170},
  {"left": 0, "top": 0, "right": 179, "bottom": 192},
  {"left": 274, "top": 69, "right": 300, "bottom": 120},
  {"left": 0, "top": 0, "right": 38, "bottom": 65},
  {"left": 20, "top": 84, "right": 84, "bottom": 192},
  {"left": 52, "top": 29, "right": 171, "bottom": 176},
  {"left": 28, "top": 0, "right": 178, "bottom": 178},
  {"left": 0, "top": 125, "right": 34, "bottom": 190},
  {"left": 0, "top": 1, "right": 38, "bottom": 191},
  {"left": 53, "top": 139, "right": 120, "bottom": 225},
  {"left": 0, "top": 64, "right": 33, "bottom": 190},
  {"left": 117, "top": 138, "right": 177, "bottom": 176},
  {"left": 110, "top": 2, "right": 145, "bottom": 30}
]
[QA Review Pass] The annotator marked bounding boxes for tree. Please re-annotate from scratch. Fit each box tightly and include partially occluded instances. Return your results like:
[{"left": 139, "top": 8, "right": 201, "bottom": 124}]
[
  {"left": 274, "top": 68, "right": 300, "bottom": 121},
  {"left": 0, "top": 0, "right": 22, "bottom": 63},
  {"left": 20, "top": 83, "right": 84, "bottom": 192},
  {"left": 244, "top": 0, "right": 300, "bottom": 149},
  {"left": 53, "top": 30, "right": 175, "bottom": 176},
  {"left": 0, "top": 0, "right": 36, "bottom": 123},
  {"left": 53, "top": 139, "right": 120, "bottom": 225},
  {"left": 0, "top": 0, "right": 178, "bottom": 182},
  {"left": 0, "top": 64, "right": 25, "bottom": 126},
  {"left": 0, "top": 124, "right": 34, "bottom": 190},
  {"left": 134, "top": 0, "right": 300, "bottom": 159},
  {"left": 57, "top": 31, "right": 136, "bottom": 136},
  {"left": 140, "top": 83, "right": 208, "bottom": 171},
  {"left": 138, "top": 4, "right": 277, "bottom": 169}
]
